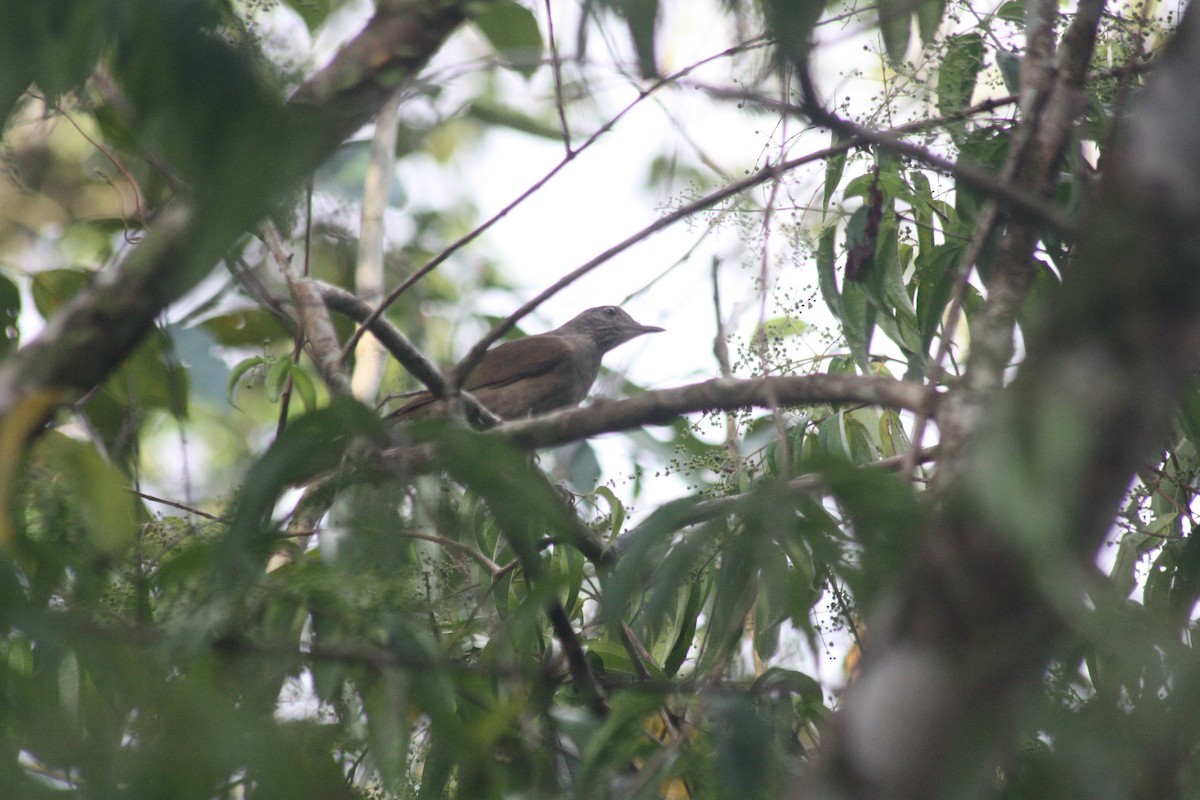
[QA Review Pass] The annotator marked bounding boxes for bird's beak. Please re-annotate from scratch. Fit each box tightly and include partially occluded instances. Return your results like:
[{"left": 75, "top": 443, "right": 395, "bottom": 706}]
[{"left": 638, "top": 324, "right": 665, "bottom": 334}]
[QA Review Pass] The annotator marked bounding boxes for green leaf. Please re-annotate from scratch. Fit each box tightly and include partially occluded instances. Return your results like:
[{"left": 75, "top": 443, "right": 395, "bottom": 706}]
[
  {"left": 878, "top": 409, "right": 911, "bottom": 457},
  {"left": 816, "top": 224, "right": 843, "bottom": 322},
  {"left": 553, "top": 540, "right": 586, "bottom": 616},
  {"left": 200, "top": 308, "right": 290, "bottom": 347},
  {"left": 565, "top": 440, "right": 601, "bottom": 491},
  {"left": 578, "top": 691, "right": 664, "bottom": 786},
  {"left": 283, "top": 0, "right": 336, "bottom": 30},
  {"left": 417, "top": 724, "right": 458, "bottom": 800},
  {"left": 265, "top": 356, "right": 292, "bottom": 403},
  {"left": 613, "top": 0, "right": 661, "bottom": 78},
  {"left": 754, "top": 316, "right": 809, "bottom": 341},
  {"left": 220, "top": 398, "right": 382, "bottom": 577},
  {"left": 31, "top": 268, "right": 90, "bottom": 319},
  {"left": 1110, "top": 530, "right": 1159, "bottom": 599},
  {"left": 584, "top": 636, "right": 640, "bottom": 678},
  {"left": 663, "top": 574, "right": 709, "bottom": 676},
  {"left": 823, "top": 137, "right": 848, "bottom": 213},
  {"left": 473, "top": 0, "right": 543, "bottom": 79},
  {"left": 995, "top": 1, "right": 1025, "bottom": 22},
  {"left": 227, "top": 356, "right": 268, "bottom": 403},
  {"left": 603, "top": 496, "right": 706, "bottom": 623},
  {"left": 840, "top": 282, "right": 875, "bottom": 373},
  {"left": 429, "top": 424, "right": 600, "bottom": 586},
  {"left": 938, "top": 33, "right": 985, "bottom": 120},
  {"left": 712, "top": 694, "right": 782, "bottom": 799},
  {"left": 0, "top": 274, "right": 19, "bottom": 354},
  {"left": 764, "top": 0, "right": 828, "bottom": 67},
  {"left": 363, "top": 669, "right": 412, "bottom": 793},
  {"left": 591, "top": 485, "right": 626, "bottom": 540},
  {"left": 877, "top": 0, "right": 913, "bottom": 64},
  {"left": 914, "top": 243, "right": 960, "bottom": 351},
  {"left": 806, "top": 455, "right": 925, "bottom": 605},
  {"left": 916, "top": 0, "right": 946, "bottom": 43},
  {"left": 697, "top": 525, "right": 759, "bottom": 675},
  {"left": 996, "top": 49, "right": 1021, "bottom": 95},
  {"left": 33, "top": 432, "right": 139, "bottom": 555},
  {"left": 104, "top": 327, "right": 189, "bottom": 418},
  {"left": 641, "top": 520, "right": 721, "bottom": 642},
  {"left": 289, "top": 365, "right": 318, "bottom": 412}
]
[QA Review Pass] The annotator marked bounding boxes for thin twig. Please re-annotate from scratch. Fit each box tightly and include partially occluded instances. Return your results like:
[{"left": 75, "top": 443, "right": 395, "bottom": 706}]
[
  {"left": 130, "top": 489, "right": 227, "bottom": 522},
  {"left": 543, "top": 0, "right": 572, "bottom": 153}
]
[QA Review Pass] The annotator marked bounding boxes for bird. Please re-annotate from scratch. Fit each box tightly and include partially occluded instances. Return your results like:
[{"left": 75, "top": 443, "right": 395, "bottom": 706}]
[{"left": 390, "top": 306, "right": 664, "bottom": 421}]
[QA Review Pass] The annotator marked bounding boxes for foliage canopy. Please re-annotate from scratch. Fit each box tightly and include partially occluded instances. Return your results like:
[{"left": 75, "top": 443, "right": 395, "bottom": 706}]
[{"left": 1, "top": 0, "right": 1198, "bottom": 798}]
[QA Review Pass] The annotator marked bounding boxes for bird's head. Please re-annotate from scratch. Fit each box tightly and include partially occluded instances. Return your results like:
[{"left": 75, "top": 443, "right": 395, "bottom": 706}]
[{"left": 561, "top": 306, "right": 664, "bottom": 352}]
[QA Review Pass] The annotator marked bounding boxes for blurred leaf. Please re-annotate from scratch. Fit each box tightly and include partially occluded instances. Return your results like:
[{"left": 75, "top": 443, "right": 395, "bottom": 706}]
[
  {"left": 220, "top": 398, "right": 382, "bottom": 576},
  {"left": 363, "top": 668, "right": 412, "bottom": 793},
  {"left": 916, "top": 0, "right": 946, "bottom": 43},
  {"left": 284, "top": 0, "right": 336, "bottom": 30},
  {"left": 578, "top": 691, "right": 663, "bottom": 787},
  {"left": 824, "top": 137, "right": 849, "bottom": 212},
  {"left": 996, "top": 1, "right": 1025, "bottom": 22},
  {"left": 0, "top": 274, "right": 19, "bottom": 354},
  {"left": 816, "top": 223, "right": 843, "bottom": 323},
  {"left": 712, "top": 694, "right": 781, "bottom": 800},
  {"left": 200, "top": 308, "right": 291, "bottom": 347},
  {"left": 754, "top": 316, "right": 809, "bottom": 341},
  {"left": 266, "top": 356, "right": 292, "bottom": 403},
  {"left": 697, "top": 524, "right": 759, "bottom": 674},
  {"left": 467, "top": 100, "right": 567, "bottom": 140},
  {"left": 591, "top": 485, "right": 626, "bottom": 541},
  {"left": 473, "top": 0, "right": 543, "bottom": 79},
  {"left": 31, "top": 268, "right": 90, "bottom": 319},
  {"left": 763, "top": 0, "right": 827, "bottom": 67},
  {"left": 0, "top": 2, "right": 115, "bottom": 119},
  {"left": 997, "top": 49, "right": 1022, "bottom": 94},
  {"left": 877, "top": 0, "right": 913, "bottom": 64},
  {"left": 32, "top": 432, "right": 139, "bottom": 555},
  {"left": 663, "top": 574, "right": 709, "bottom": 676},
  {"left": 1110, "top": 530, "right": 1159, "bottom": 598},
  {"left": 314, "top": 138, "right": 410, "bottom": 203},
  {"left": 805, "top": 454, "right": 925, "bottom": 605},
  {"left": 564, "top": 440, "right": 601, "bottom": 492},
  {"left": 603, "top": 496, "right": 707, "bottom": 623},
  {"left": 228, "top": 356, "right": 268, "bottom": 403},
  {"left": 938, "top": 33, "right": 985, "bottom": 123}
]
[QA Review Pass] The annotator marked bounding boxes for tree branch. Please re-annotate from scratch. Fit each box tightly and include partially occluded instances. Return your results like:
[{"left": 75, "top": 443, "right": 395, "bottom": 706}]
[
  {"left": 933, "top": 0, "right": 1106, "bottom": 489},
  {"left": 495, "top": 375, "right": 935, "bottom": 450}
]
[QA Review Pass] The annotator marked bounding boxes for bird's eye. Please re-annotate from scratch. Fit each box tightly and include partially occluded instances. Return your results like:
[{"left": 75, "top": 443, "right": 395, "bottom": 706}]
[{"left": 603, "top": 306, "right": 617, "bottom": 316}]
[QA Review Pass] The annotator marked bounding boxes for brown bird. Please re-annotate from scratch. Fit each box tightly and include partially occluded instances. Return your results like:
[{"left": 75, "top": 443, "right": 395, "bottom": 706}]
[{"left": 390, "top": 306, "right": 664, "bottom": 421}]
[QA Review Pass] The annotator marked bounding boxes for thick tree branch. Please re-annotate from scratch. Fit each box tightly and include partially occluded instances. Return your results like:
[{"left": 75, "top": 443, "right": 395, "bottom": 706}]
[
  {"left": 495, "top": 374, "right": 934, "bottom": 450},
  {"left": 377, "top": 375, "right": 932, "bottom": 479},
  {"left": 263, "top": 224, "right": 354, "bottom": 398},
  {"left": 933, "top": 0, "right": 1106, "bottom": 489}
]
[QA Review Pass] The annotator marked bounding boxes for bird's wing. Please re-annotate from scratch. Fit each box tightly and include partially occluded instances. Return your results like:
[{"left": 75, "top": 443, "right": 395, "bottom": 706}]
[
  {"left": 390, "top": 335, "right": 572, "bottom": 418},
  {"left": 461, "top": 335, "right": 573, "bottom": 389}
]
